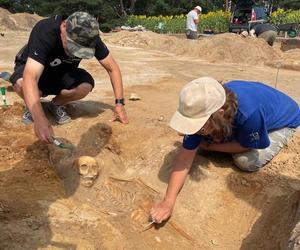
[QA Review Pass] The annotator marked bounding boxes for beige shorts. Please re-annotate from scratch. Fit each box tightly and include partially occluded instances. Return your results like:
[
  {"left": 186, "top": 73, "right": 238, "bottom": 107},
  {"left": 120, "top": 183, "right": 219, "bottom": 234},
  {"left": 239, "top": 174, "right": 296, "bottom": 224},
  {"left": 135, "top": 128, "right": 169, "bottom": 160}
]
[
  {"left": 233, "top": 127, "right": 296, "bottom": 172},
  {"left": 258, "top": 30, "right": 277, "bottom": 46},
  {"left": 186, "top": 29, "right": 198, "bottom": 39}
]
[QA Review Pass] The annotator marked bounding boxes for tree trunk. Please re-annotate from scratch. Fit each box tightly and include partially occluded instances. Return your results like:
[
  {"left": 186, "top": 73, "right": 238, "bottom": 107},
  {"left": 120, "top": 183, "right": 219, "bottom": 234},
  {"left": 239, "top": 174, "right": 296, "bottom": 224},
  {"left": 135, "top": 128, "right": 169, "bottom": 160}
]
[
  {"left": 225, "top": 0, "right": 232, "bottom": 12},
  {"left": 120, "top": 0, "right": 127, "bottom": 16},
  {"left": 129, "top": 0, "right": 136, "bottom": 14}
]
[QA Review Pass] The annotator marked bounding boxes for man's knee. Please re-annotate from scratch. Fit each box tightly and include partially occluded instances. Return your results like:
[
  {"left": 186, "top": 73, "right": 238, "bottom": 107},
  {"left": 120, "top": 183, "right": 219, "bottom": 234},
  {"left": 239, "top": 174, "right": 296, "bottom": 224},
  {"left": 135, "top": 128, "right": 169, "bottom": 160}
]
[
  {"left": 74, "top": 83, "right": 92, "bottom": 96},
  {"left": 13, "top": 78, "right": 23, "bottom": 92},
  {"left": 60, "top": 83, "right": 92, "bottom": 99},
  {"left": 233, "top": 154, "right": 262, "bottom": 172}
]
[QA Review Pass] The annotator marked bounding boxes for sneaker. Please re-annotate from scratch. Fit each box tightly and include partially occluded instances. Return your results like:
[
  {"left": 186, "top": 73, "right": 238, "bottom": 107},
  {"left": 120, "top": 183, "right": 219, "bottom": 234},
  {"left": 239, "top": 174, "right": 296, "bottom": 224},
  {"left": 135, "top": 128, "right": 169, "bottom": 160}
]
[
  {"left": 0, "top": 71, "right": 11, "bottom": 81},
  {"left": 47, "top": 103, "right": 71, "bottom": 124},
  {"left": 22, "top": 107, "right": 33, "bottom": 124}
]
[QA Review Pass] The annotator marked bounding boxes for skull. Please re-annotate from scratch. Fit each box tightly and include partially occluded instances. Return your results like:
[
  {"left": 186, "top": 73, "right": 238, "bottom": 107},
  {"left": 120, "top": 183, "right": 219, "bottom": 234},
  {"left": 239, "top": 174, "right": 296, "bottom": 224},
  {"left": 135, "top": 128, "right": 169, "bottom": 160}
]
[{"left": 76, "top": 156, "right": 100, "bottom": 187}]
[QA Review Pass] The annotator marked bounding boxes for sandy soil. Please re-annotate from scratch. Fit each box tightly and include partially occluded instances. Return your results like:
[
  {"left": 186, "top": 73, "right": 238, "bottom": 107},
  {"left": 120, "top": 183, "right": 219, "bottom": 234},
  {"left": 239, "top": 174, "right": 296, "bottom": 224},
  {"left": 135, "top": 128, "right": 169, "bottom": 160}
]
[{"left": 0, "top": 23, "right": 300, "bottom": 250}]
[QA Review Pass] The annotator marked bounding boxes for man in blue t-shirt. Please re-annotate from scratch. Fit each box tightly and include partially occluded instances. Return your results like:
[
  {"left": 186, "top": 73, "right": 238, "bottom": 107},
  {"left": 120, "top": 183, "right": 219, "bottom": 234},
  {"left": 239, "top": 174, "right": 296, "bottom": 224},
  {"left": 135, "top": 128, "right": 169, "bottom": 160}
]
[{"left": 150, "top": 77, "right": 300, "bottom": 224}]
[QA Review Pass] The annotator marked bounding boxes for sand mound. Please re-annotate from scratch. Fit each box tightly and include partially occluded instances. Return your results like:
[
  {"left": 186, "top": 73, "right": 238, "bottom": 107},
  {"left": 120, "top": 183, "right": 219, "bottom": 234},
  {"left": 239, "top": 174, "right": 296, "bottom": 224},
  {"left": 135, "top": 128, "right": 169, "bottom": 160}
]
[
  {"left": 0, "top": 7, "right": 43, "bottom": 31},
  {"left": 197, "top": 33, "right": 282, "bottom": 64},
  {"left": 103, "top": 31, "right": 283, "bottom": 66},
  {"left": 281, "top": 49, "right": 300, "bottom": 71},
  {"left": 265, "top": 48, "right": 300, "bottom": 71},
  {"left": 0, "top": 7, "right": 10, "bottom": 16}
]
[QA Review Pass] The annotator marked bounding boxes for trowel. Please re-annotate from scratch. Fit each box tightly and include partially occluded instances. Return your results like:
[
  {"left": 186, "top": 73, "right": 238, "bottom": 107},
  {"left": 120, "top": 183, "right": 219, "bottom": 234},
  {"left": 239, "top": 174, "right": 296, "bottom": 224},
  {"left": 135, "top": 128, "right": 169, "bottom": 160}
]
[{"left": 52, "top": 137, "right": 74, "bottom": 150}]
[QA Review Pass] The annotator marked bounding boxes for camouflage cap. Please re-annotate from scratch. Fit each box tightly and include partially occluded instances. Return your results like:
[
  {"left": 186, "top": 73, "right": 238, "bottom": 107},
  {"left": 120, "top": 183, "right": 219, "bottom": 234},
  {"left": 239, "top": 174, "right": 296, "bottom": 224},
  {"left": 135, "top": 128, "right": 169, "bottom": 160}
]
[{"left": 66, "top": 12, "right": 99, "bottom": 59}]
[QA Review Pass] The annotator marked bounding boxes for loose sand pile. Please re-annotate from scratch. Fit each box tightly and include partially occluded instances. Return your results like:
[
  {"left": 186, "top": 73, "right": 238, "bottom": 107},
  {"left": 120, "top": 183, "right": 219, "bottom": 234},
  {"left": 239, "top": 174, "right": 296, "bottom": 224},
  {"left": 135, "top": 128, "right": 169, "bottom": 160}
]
[
  {"left": 279, "top": 48, "right": 300, "bottom": 71},
  {"left": 104, "top": 31, "right": 300, "bottom": 70},
  {"left": 103, "top": 31, "right": 283, "bottom": 66},
  {"left": 0, "top": 7, "right": 43, "bottom": 31}
]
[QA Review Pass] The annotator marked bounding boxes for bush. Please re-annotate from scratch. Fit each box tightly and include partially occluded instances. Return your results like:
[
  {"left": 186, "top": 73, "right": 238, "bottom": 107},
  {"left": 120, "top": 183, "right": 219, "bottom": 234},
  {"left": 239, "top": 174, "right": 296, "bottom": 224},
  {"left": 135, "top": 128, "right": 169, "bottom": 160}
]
[
  {"left": 125, "top": 9, "right": 299, "bottom": 34},
  {"left": 125, "top": 11, "right": 231, "bottom": 34},
  {"left": 270, "top": 8, "right": 300, "bottom": 25},
  {"left": 200, "top": 10, "right": 230, "bottom": 33}
]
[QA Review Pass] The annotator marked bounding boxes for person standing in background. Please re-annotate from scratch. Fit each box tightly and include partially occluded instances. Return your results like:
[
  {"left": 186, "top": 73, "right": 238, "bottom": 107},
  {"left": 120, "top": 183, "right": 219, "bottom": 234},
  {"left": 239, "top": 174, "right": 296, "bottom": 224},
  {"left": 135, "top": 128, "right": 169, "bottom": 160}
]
[{"left": 186, "top": 6, "right": 202, "bottom": 39}]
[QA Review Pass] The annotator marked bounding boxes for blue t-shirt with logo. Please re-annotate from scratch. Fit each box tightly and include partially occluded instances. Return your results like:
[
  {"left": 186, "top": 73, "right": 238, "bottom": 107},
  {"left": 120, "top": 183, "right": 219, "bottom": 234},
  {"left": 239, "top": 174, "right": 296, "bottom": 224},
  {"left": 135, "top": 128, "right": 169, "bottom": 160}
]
[{"left": 183, "top": 80, "right": 300, "bottom": 150}]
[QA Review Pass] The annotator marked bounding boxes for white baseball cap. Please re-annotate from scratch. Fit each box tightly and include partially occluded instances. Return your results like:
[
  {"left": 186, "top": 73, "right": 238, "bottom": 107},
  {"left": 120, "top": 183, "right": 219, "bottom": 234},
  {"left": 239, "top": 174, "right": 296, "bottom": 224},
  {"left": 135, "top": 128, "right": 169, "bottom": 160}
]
[
  {"left": 170, "top": 77, "right": 226, "bottom": 135},
  {"left": 195, "top": 6, "right": 202, "bottom": 12}
]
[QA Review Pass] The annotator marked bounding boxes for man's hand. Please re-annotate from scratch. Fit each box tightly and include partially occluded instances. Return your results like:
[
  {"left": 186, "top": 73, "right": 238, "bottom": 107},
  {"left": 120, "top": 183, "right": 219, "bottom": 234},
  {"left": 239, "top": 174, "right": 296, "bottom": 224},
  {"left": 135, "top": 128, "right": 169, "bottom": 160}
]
[
  {"left": 34, "top": 117, "right": 54, "bottom": 143},
  {"left": 110, "top": 105, "right": 129, "bottom": 124},
  {"left": 99, "top": 54, "right": 128, "bottom": 124},
  {"left": 150, "top": 199, "right": 174, "bottom": 223}
]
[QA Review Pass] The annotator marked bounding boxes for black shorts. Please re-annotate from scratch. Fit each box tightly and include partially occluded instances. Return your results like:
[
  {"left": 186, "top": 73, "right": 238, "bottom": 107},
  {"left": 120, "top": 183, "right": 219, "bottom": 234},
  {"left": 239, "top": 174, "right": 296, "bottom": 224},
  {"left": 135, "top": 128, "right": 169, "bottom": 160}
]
[{"left": 10, "top": 64, "right": 95, "bottom": 96}]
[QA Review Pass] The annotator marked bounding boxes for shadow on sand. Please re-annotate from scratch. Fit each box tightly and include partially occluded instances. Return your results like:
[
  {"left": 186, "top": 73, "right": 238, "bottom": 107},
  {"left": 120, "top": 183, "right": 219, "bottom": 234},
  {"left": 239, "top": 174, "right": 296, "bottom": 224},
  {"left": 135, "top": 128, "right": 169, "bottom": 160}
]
[
  {"left": 156, "top": 140, "right": 300, "bottom": 249},
  {"left": 0, "top": 119, "right": 112, "bottom": 249}
]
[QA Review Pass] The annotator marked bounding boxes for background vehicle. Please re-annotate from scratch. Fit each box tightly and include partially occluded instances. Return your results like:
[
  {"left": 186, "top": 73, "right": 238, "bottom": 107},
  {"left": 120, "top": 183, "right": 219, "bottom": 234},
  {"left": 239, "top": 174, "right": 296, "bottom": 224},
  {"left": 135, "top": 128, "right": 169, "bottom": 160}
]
[
  {"left": 276, "top": 23, "right": 299, "bottom": 38},
  {"left": 229, "top": 4, "right": 269, "bottom": 33}
]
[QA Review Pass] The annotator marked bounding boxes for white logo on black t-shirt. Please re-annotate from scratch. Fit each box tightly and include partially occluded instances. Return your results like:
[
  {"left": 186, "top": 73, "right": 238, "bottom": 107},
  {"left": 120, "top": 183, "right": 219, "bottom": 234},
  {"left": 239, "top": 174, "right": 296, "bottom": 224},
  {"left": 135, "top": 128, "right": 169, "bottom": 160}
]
[{"left": 50, "top": 58, "right": 62, "bottom": 67}]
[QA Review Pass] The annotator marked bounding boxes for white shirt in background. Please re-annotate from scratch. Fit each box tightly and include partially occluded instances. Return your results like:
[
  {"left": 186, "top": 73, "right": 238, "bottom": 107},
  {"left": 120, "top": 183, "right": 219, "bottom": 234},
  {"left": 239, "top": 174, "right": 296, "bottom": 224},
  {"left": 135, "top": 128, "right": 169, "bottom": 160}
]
[{"left": 186, "top": 10, "right": 199, "bottom": 31}]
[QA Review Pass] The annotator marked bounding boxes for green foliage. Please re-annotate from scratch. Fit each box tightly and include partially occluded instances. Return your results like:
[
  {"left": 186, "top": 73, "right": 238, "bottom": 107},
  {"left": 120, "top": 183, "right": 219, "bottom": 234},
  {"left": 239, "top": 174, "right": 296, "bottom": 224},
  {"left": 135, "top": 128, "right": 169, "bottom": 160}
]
[
  {"left": 133, "top": 0, "right": 225, "bottom": 15},
  {"left": 27, "top": 0, "right": 108, "bottom": 16},
  {"left": 276, "top": 0, "right": 300, "bottom": 10},
  {"left": 126, "top": 11, "right": 231, "bottom": 34},
  {"left": 0, "top": 0, "right": 298, "bottom": 32},
  {"left": 0, "top": 0, "right": 122, "bottom": 30},
  {"left": 200, "top": 10, "right": 231, "bottom": 33},
  {"left": 0, "top": 0, "right": 10, "bottom": 9},
  {"left": 270, "top": 8, "right": 300, "bottom": 24},
  {"left": 0, "top": 0, "right": 31, "bottom": 13}
]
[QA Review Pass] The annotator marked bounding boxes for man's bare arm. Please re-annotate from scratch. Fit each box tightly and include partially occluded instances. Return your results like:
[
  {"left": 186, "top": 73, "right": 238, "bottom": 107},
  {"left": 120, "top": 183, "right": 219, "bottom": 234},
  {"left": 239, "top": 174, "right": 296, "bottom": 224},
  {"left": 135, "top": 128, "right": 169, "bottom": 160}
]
[
  {"left": 200, "top": 141, "right": 250, "bottom": 153},
  {"left": 99, "top": 52, "right": 129, "bottom": 124},
  {"left": 23, "top": 58, "right": 54, "bottom": 143},
  {"left": 99, "top": 52, "right": 123, "bottom": 99},
  {"left": 249, "top": 29, "right": 256, "bottom": 37},
  {"left": 150, "top": 147, "right": 198, "bottom": 222},
  {"left": 23, "top": 58, "right": 44, "bottom": 121}
]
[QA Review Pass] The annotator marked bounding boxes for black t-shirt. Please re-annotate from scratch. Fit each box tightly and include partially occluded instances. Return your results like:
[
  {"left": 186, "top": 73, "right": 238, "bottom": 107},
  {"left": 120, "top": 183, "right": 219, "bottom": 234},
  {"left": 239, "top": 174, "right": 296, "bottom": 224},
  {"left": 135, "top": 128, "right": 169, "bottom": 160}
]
[
  {"left": 253, "top": 23, "right": 277, "bottom": 36},
  {"left": 17, "top": 15, "right": 109, "bottom": 75}
]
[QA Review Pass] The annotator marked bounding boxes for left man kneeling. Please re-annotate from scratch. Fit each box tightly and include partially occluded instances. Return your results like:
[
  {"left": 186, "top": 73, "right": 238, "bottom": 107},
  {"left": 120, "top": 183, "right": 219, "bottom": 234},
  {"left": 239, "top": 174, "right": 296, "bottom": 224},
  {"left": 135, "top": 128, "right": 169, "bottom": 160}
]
[{"left": 9, "top": 11, "right": 129, "bottom": 143}]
